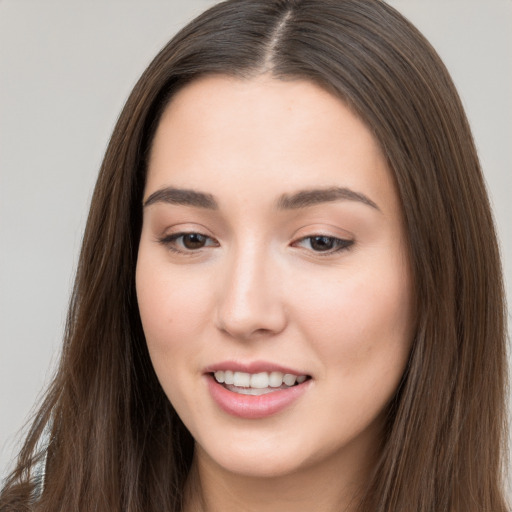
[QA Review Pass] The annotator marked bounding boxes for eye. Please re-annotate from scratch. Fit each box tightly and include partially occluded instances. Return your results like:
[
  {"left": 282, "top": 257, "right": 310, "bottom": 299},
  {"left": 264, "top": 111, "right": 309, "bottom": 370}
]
[
  {"left": 158, "top": 232, "right": 219, "bottom": 253},
  {"left": 294, "top": 235, "right": 354, "bottom": 254},
  {"left": 179, "top": 233, "right": 210, "bottom": 250}
]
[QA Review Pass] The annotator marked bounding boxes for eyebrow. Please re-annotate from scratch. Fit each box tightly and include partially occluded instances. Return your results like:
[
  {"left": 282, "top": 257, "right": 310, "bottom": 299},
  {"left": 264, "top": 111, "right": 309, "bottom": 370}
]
[
  {"left": 276, "top": 186, "right": 380, "bottom": 211},
  {"left": 143, "top": 187, "right": 218, "bottom": 209},
  {"left": 143, "top": 185, "right": 379, "bottom": 212}
]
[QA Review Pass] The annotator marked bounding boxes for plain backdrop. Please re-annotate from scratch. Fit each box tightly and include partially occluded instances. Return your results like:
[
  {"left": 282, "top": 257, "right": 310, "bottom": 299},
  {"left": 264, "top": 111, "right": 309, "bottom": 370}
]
[{"left": 1, "top": 0, "right": 511, "bottom": 492}]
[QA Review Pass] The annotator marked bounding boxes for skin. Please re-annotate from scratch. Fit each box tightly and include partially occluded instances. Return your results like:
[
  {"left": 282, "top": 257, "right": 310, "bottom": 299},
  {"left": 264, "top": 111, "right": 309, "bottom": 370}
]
[{"left": 136, "top": 74, "right": 414, "bottom": 512}]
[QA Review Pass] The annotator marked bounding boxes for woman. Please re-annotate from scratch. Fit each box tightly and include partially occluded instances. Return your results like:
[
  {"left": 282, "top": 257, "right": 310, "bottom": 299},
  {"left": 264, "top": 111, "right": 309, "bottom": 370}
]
[{"left": 1, "top": 0, "right": 508, "bottom": 511}]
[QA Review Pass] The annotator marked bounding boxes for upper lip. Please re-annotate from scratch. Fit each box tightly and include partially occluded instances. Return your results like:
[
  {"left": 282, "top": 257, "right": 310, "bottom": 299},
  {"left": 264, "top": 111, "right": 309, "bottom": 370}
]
[{"left": 203, "top": 360, "right": 310, "bottom": 376}]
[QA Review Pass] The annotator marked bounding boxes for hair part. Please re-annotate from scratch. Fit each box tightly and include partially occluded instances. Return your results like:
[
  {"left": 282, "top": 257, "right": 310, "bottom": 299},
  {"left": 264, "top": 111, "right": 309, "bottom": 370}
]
[{"left": 1, "top": 1, "right": 508, "bottom": 511}]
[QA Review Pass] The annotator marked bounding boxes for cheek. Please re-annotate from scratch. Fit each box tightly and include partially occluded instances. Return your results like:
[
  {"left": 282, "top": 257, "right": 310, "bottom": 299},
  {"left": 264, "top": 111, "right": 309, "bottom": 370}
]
[
  {"left": 135, "top": 249, "right": 211, "bottom": 378},
  {"left": 294, "top": 263, "right": 413, "bottom": 439},
  {"left": 135, "top": 252, "right": 215, "bottom": 423},
  {"left": 292, "top": 258, "right": 413, "bottom": 378}
]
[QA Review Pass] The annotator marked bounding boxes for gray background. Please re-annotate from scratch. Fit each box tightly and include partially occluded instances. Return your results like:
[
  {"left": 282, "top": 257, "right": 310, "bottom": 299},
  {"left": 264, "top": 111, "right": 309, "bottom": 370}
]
[{"left": 1, "top": 0, "right": 511, "bottom": 492}]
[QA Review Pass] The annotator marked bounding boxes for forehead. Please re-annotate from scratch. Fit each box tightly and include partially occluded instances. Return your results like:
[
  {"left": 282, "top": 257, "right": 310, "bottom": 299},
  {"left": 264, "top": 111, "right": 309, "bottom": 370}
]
[
  {"left": 153, "top": 74, "right": 379, "bottom": 156},
  {"left": 145, "top": 74, "right": 398, "bottom": 216}
]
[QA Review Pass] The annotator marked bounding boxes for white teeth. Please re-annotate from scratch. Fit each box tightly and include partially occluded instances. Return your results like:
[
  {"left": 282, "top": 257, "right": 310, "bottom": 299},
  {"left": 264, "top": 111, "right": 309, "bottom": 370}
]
[
  {"left": 250, "top": 372, "right": 269, "bottom": 389},
  {"left": 269, "top": 371, "right": 284, "bottom": 387},
  {"left": 213, "top": 370, "right": 308, "bottom": 389},
  {"left": 225, "top": 385, "right": 274, "bottom": 396},
  {"left": 283, "top": 374, "right": 297, "bottom": 386},
  {"left": 233, "top": 371, "right": 251, "bottom": 387}
]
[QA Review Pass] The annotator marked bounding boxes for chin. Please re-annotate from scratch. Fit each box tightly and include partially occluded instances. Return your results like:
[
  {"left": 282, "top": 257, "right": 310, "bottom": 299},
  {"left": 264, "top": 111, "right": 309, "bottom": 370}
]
[
  {"left": 193, "top": 430, "right": 315, "bottom": 478},
  {"left": 203, "top": 448, "right": 309, "bottom": 479}
]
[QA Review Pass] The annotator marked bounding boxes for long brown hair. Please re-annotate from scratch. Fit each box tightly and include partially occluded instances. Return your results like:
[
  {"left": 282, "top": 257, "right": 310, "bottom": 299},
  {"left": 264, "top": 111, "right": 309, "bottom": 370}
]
[{"left": 1, "top": 1, "right": 508, "bottom": 510}]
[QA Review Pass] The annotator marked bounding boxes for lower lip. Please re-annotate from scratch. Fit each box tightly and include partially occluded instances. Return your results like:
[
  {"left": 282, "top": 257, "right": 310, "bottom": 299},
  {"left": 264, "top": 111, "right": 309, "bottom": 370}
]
[{"left": 206, "top": 375, "right": 311, "bottom": 419}]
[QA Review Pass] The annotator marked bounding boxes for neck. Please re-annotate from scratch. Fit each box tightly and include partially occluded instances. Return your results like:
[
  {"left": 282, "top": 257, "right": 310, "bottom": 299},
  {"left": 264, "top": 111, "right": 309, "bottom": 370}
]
[{"left": 183, "top": 440, "right": 378, "bottom": 512}]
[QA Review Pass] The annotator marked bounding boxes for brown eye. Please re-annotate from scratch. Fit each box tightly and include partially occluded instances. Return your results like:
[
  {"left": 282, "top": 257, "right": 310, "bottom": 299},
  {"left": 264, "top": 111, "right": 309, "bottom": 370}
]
[
  {"left": 182, "top": 233, "right": 208, "bottom": 249},
  {"left": 294, "top": 235, "right": 354, "bottom": 254},
  {"left": 309, "top": 236, "right": 336, "bottom": 251},
  {"left": 158, "top": 232, "right": 219, "bottom": 254}
]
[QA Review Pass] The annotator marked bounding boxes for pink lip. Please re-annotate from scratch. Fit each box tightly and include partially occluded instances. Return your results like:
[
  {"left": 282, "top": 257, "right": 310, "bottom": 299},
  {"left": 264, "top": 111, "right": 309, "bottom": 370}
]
[
  {"left": 203, "top": 360, "right": 307, "bottom": 375},
  {"left": 205, "top": 373, "right": 311, "bottom": 420}
]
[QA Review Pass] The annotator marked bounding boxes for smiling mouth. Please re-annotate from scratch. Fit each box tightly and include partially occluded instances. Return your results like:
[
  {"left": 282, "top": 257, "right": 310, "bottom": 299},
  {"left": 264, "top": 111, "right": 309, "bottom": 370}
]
[{"left": 212, "top": 370, "right": 311, "bottom": 396}]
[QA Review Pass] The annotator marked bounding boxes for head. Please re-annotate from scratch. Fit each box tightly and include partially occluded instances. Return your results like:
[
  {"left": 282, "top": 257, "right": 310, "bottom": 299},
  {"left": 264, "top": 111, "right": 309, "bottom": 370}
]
[
  {"left": 8, "top": 1, "right": 507, "bottom": 511},
  {"left": 136, "top": 72, "right": 415, "bottom": 504}
]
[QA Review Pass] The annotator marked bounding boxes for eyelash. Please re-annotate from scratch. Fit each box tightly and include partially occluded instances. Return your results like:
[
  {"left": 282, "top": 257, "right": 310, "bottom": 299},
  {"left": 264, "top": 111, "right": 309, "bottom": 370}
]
[
  {"left": 293, "top": 235, "right": 354, "bottom": 255},
  {"left": 158, "top": 232, "right": 219, "bottom": 254},
  {"left": 158, "top": 232, "right": 354, "bottom": 256}
]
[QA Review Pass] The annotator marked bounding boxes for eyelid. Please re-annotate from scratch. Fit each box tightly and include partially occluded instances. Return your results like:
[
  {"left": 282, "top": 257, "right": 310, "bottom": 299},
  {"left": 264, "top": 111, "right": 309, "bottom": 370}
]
[
  {"left": 291, "top": 235, "right": 354, "bottom": 255},
  {"left": 162, "top": 232, "right": 218, "bottom": 245},
  {"left": 156, "top": 222, "right": 217, "bottom": 242},
  {"left": 157, "top": 228, "right": 220, "bottom": 255},
  {"left": 289, "top": 224, "right": 355, "bottom": 255}
]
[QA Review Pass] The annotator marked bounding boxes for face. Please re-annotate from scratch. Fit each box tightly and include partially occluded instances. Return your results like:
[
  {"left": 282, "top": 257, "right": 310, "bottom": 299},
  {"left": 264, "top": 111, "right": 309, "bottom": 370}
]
[{"left": 136, "top": 75, "right": 413, "bottom": 480}]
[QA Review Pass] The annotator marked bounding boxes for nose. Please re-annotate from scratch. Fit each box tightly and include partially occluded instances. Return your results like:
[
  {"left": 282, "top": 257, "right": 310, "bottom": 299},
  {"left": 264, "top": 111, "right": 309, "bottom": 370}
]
[{"left": 215, "top": 245, "right": 287, "bottom": 340}]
